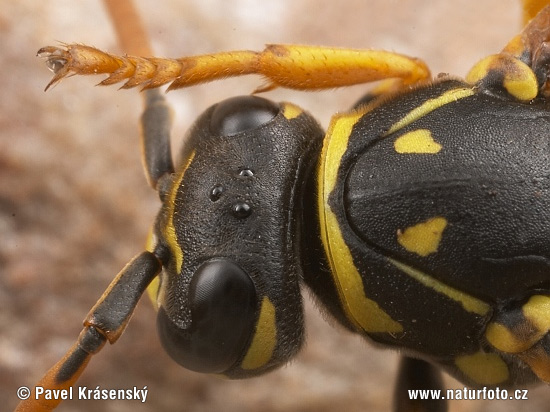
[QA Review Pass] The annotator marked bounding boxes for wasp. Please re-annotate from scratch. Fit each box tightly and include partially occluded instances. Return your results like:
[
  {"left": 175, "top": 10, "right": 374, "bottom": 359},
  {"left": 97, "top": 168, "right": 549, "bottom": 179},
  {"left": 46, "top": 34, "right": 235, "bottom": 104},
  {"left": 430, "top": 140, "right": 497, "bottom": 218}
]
[{"left": 13, "top": 0, "right": 550, "bottom": 411}]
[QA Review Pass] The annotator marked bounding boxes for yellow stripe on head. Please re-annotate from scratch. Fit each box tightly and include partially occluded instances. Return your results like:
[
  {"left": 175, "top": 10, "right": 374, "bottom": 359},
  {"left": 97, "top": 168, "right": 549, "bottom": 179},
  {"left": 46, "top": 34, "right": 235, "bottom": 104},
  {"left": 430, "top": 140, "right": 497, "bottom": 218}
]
[
  {"left": 282, "top": 102, "right": 303, "bottom": 120},
  {"left": 163, "top": 150, "right": 195, "bottom": 274},
  {"left": 241, "top": 297, "right": 277, "bottom": 370}
]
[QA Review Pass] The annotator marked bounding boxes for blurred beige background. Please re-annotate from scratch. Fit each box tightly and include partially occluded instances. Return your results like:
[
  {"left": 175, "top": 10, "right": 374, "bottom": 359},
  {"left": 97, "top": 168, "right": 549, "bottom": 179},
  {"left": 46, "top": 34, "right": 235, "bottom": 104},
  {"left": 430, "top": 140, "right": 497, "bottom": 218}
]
[{"left": 2, "top": 1, "right": 550, "bottom": 411}]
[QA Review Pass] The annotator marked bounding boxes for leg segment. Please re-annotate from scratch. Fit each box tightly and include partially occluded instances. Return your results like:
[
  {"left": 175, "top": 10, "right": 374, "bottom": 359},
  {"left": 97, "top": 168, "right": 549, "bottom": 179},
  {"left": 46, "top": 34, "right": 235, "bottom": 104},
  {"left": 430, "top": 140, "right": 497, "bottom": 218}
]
[
  {"left": 102, "top": 0, "right": 152, "bottom": 56},
  {"left": 16, "top": 2, "right": 166, "bottom": 411},
  {"left": 393, "top": 357, "right": 447, "bottom": 412},
  {"left": 98, "top": 2, "right": 176, "bottom": 193},
  {"left": 140, "top": 89, "right": 174, "bottom": 191},
  {"left": 522, "top": 0, "right": 550, "bottom": 24},
  {"left": 14, "top": 327, "right": 105, "bottom": 412},
  {"left": 37, "top": 44, "right": 431, "bottom": 92},
  {"left": 14, "top": 252, "right": 161, "bottom": 412}
]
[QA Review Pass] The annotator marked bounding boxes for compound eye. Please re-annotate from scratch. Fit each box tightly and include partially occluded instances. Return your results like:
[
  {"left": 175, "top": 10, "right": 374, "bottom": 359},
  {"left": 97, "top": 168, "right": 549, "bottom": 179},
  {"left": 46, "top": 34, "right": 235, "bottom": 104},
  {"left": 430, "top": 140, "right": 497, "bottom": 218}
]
[
  {"left": 210, "top": 95, "right": 279, "bottom": 136},
  {"left": 157, "top": 259, "right": 257, "bottom": 374}
]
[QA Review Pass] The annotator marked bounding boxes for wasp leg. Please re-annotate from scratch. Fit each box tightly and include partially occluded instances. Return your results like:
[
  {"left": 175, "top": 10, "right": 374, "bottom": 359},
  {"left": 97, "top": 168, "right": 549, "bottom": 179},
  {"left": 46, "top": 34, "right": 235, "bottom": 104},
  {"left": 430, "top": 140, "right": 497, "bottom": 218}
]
[
  {"left": 140, "top": 89, "right": 174, "bottom": 191},
  {"left": 466, "top": 5, "right": 550, "bottom": 101},
  {"left": 14, "top": 252, "right": 161, "bottom": 412},
  {"left": 485, "top": 294, "right": 550, "bottom": 383},
  {"left": 393, "top": 357, "right": 447, "bottom": 412},
  {"left": 37, "top": 44, "right": 431, "bottom": 92},
  {"left": 97, "top": 1, "right": 175, "bottom": 192},
  {"left": 102, "top": 0, "right": 151, "bottom": 57},
  {"left": 522, "top": 0, "right": 550, "bottom": 24}
]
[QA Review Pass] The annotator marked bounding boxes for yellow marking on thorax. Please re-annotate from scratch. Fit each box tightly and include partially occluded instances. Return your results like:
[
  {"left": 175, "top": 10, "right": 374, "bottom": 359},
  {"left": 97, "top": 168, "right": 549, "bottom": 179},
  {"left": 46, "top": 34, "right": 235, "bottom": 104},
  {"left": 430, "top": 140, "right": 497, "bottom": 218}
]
[
  {"left": 522, "top": 295, "right": 550, "bottom": 334},
  {"left": 485, "top": 322, "right": 534, "bottom": 353},
  {"left": 454, "top": 351, "right": 509, "bottom": 385},
  {"left": 318, "top": 111, "right": 403, "bottom": 333},
  {"left": 466, "top": 54, "right": 538, "bottom": 101},
  {"left": 486, "top": 295, "right": 550, "bottom": 355},
  {"left": 319, "top": 112, "right": 363, "bottom": 195},
  {"left": 241, "top": 296, "right": 277, "bottom": 370},
  {"left": 386, "top": 87, "right": 475, "bottom": 136},
  {"left": 397, "top": 216, "right": 447, "bottom": 257},
  {"left": 388, "top": 258, "right": 490, "bottom": 316},
  {"left": 282, "top": 102, "right": 303, "bottom": 120},
  {"left": 394, "top": 129, "right": 442, "bottom": 154},
  {"left": 164, "top": 150, "right": 195, "bottom": 274},
  {"left": 485, "top": 295, "right": 550, "bottom": 383}
]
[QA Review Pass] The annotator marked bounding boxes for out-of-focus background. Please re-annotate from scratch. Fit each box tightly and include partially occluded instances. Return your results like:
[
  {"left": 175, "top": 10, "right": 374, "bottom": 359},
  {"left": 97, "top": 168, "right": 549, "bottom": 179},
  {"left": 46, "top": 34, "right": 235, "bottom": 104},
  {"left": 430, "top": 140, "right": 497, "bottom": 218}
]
[{"left": 2, "top": 1, "right": 550, "bottom": 411}]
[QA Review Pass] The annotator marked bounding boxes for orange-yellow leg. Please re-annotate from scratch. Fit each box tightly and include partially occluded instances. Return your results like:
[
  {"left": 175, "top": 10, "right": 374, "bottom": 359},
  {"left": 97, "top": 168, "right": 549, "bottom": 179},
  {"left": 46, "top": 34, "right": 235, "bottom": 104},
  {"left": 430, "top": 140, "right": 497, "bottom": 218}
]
[
  {"left": 37, "top": 44, "right": 430, "bottom": 92},
  {"left": 14, "top": 328, "right": 104, "bottom": 412},
  {"left": 102, "top": 0, "right": 152, "bottom": 56},
  {"left": 522, "top": 0, "right": 550, "bottom": 23},
  {"left": 14, "top": 252, "right": 161, "bottom": 412}
]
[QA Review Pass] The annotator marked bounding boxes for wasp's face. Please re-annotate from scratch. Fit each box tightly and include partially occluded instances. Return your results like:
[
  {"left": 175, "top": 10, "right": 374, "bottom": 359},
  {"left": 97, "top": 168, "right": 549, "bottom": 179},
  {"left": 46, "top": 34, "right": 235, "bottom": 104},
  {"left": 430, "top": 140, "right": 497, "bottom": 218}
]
[{"left": 149, "top": 96, "right": 325, "bottom": 377}]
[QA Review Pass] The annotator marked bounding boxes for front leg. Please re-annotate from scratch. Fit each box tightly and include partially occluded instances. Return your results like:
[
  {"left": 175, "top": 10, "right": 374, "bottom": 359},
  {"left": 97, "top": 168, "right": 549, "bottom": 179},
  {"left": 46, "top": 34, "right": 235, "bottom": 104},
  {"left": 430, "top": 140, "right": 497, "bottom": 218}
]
[
  {"left": 14, "top": 252, "right": 161, "bottom": 412},
  {"left": 393, "top": 357, "right": 447, "bottom": 412},
  {"left": 36, "top": 44, "right": 431, "bottom": 93},
  {"left": 140, "top": 89, "right": 175, "bottom": 191}
]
